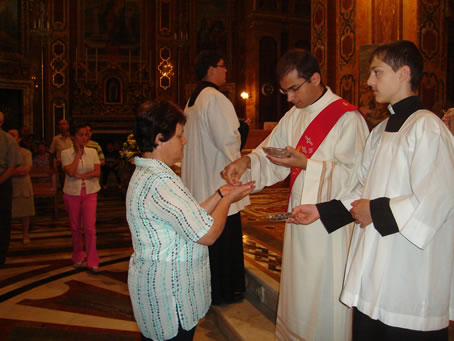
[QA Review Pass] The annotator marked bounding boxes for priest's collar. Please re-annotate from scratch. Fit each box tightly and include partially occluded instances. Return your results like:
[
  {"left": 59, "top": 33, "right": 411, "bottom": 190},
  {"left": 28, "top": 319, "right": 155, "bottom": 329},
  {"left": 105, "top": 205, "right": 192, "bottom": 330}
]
[
  {"left": 188, "top": 81, "right": 219, "bottom": 107},
  {"left": 312, "top": 86, "right": 328, "bottom": 106},
  {"left": 385, "top": 96, "right": 424, "bottom": 132}
]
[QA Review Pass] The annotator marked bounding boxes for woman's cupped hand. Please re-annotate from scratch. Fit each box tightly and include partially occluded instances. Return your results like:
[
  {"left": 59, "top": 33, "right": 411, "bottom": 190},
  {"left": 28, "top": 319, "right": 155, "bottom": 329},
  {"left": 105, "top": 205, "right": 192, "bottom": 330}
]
[{"left": 220, "top": 181, "right": 256, "bottom": 203}]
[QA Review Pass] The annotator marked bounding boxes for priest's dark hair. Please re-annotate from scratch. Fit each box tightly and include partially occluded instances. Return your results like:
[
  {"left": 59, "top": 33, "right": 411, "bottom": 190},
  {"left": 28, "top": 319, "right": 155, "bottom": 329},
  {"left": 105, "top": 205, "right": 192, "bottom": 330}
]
[
  {"left": 134, "top": 99, "right": 186, "bottom": 153},
  {"left": 276, "top": 49, "right": 321, "bottom": 83},
  {"left": 195, "top": 50, "right": 224, "bottom": 81},
  {"left": 370, "top": 40, "right": 423, "bottom": 92}
]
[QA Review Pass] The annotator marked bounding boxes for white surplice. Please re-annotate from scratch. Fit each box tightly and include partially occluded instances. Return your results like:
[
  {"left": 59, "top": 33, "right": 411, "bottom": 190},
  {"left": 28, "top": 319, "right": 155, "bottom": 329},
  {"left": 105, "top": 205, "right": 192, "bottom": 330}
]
[
  {"left": 181, "top": 86, "right": 249, "bottom": 214},
  {"left": 340, "top": 108, "right": 454, "bottom": 331},
  {"left": 246, "top": 88, "right": 369, "bottom": 341}
]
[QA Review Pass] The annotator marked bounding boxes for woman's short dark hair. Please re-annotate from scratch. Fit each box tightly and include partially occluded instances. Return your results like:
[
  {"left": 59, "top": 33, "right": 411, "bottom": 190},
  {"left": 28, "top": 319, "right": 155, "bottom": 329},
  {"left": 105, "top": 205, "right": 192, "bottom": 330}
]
[
  {"left": 276, "top": 49, "right": 321, "bottom": 82},
  {"left": 134, "top": 100, "right": 186, "bottom": 153},
  {"left": 69, "top": 121, "right": 87, "bottom": 136},
  {"left": 370, "top": 40, "right": 423, "bottom": 92},
  {"left": 195, "top": 50, "right": 223, "bottom": 81}
]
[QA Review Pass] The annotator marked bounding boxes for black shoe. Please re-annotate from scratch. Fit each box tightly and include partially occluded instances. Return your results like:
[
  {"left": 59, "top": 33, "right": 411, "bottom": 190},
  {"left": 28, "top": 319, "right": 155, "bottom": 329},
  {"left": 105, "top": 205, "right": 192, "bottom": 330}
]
[{"left": 232, "top": 292, "right": 244, "bottom": 303}]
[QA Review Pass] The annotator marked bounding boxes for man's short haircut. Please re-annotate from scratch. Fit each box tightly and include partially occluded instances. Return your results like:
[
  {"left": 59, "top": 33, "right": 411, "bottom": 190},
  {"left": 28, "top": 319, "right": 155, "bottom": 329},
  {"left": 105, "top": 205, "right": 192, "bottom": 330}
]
[
  {"left": 69, "top": 121, "right": 87, "bottom": 137},
  {"left": 276, "top": 49, "right": 321, "bottom": 82},
  {"left": 370, "top": 40, "right": 423, "bottom": 91},
  {"left": 134, "top": 99, "right": 186, "bottom": 153},
  {"left": 195, "top": 50, "right": 223, "bottom": 81}
]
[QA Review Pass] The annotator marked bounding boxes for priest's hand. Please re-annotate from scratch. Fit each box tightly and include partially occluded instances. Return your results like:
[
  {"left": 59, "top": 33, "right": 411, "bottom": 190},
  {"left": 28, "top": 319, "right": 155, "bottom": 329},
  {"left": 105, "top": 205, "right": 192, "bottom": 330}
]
[
  {"left": 350, "top": 199, "right": 372, "bottom": 228},
  {"left": 287, "top": 204, "right": 319, "bottom": 225},
  {"left": 266, "top": 146, "right": 307, "bottom": 169},
  {"left": 221, "top": 156, "right": 251, "bottom": 184}
]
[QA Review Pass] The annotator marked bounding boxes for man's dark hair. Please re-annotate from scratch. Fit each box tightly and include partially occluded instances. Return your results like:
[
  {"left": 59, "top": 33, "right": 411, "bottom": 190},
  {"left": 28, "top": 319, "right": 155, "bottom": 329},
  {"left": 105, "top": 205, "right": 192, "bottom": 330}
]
[
  {"left": 134, "top": 100, "right": 186, "bottom": 153},
  {"left": 276, "top": 49, "right": 321, "bottom": 82},
  {"left": 69, "top": 121, "right": 87, "bottom": 137},
  {"left": 370, "top": 40, "right": 423, "bottom": 91},
  {"left": 195, "top": 50, "right": 224, "bottom": 81}
]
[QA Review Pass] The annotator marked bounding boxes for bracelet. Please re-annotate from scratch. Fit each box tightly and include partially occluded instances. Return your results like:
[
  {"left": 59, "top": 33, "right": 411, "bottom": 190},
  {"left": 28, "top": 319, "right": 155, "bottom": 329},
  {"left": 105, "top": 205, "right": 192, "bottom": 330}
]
[{"left": 217, "top": 188, "right": 224, "bottom": 198}]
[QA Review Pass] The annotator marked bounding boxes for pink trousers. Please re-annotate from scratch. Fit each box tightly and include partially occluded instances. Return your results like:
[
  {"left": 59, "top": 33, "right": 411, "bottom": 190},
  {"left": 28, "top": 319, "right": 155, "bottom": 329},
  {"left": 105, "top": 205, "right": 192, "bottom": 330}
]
[{"left": 64, "top": 187, "right": 99, "bottom": 267}]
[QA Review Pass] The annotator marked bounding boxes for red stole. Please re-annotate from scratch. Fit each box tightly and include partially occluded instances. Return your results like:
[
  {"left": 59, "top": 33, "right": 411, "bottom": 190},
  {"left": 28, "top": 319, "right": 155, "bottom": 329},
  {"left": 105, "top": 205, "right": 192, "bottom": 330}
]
[{"left": 288, "top": 99, "right": 361, "bottom": 197}]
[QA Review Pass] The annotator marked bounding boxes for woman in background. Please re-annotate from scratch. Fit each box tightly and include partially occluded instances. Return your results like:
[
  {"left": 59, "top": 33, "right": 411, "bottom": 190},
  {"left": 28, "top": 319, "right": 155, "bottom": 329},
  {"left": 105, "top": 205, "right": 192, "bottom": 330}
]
[
  {"left": 8, "top": 129, "right": 35, "bottom": 244},
  {"left": 61, "top": 122, "right": 101, "bottom": 273},
  {"left": 126, "top": 100, "right": 254, "bottom": 341},
  {"left": 32, "top": 141, "right": 57, "bottom": 183}
]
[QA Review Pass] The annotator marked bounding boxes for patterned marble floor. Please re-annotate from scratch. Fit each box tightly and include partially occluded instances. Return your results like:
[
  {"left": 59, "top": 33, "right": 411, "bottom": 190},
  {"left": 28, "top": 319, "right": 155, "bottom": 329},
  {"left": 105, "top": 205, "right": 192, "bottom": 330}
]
[
  {"left": 0, "top": 187, "right": 286, "bottom": 340},
  {"left": 3, "top": 186, "right": 454, "bottom": 340}
]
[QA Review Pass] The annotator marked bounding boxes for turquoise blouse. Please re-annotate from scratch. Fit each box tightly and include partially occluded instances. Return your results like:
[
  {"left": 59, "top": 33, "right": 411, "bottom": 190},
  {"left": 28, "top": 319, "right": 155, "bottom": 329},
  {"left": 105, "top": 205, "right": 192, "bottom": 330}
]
[{"left": 126, "top": 157, "right": 213, "bottom": 340}]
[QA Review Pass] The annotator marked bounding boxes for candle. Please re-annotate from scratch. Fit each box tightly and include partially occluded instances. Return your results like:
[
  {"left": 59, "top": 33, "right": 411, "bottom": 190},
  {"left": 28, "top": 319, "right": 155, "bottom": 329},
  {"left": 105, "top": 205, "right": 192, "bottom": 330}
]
[
  {"left": 95, "top": 48, "right": 98, "bottom": 82},
  {"left": 139, "top": 50, "right": 142, "bottom": 83},
  {"left": 129, "top": 49, "right": 131, "bottom": 82},
  {"left": 85, "top": 48, "right": 88, "bottom": 81},
  {"left": 75, "top": 47, "right": 78, "bottom": 82}
]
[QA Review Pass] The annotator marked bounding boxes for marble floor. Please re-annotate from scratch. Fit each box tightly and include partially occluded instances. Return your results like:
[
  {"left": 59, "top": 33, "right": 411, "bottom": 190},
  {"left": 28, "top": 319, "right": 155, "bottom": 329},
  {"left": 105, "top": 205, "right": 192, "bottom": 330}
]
[{"left": 0, "top": 187, "right": 286, "bottom": 340}]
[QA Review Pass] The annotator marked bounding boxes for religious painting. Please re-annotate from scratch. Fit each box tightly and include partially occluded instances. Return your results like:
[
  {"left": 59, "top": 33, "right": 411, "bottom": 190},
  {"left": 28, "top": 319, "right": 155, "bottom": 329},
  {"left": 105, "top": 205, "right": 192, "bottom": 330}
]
[
  {"left": 0, "top": 0, "right": 19, "bottom": 54},
  {"left": 104, "top": 76, "right": 123, "bottom": 104},
  {"left": 196, "top": 0, "right": 227, "bottom": 55},
  {"left": 0, "top": 89, "right": 22, "bottom": 131},
  {"left": 359, "top": 44, "right": 388, "bottom": 129},
  {"left": 84, "top": 0, "right": 140, "bottom": 49}
]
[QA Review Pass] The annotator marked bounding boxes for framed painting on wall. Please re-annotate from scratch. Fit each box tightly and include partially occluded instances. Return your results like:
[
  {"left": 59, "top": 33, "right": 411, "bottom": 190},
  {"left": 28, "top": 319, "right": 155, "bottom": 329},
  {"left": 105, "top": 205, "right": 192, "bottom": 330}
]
[
  {"left": 0, "top": 0, "right": 20, "bottom": 54},
  {"left": 84, "top": 0, "right": 140, "bottom": 48},
  {"left": 195, "top": 0, "right": 229, "bottom": 56}
]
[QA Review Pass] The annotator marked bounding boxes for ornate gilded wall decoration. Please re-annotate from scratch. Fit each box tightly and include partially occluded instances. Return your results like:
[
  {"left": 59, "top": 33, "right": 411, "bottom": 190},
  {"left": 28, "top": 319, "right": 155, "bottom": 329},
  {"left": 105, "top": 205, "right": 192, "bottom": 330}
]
[
  {"left": 375, "top": 0, "right": 399, "bottom": 42},
  {"left": 419, "top": 0, "right": 445, "bottom": 111},
  {"left": 158, "top": 46, "right": 173, "bottom": 91},
  {"left": 339, "top": 0, "right": 355, "bottom": 64},
  {"left": 50, "top": 39, "right": 67, "bottom": 88},
  {"left": 312, "top": 1, "right": 326, "bottom": 73}
]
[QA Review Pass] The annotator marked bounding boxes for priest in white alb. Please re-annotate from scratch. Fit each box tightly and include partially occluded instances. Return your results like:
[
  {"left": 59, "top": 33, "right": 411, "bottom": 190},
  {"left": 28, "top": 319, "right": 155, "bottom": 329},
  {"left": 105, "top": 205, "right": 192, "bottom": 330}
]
[{"left": 222, "top": 49, "right": 369, "bottom": 341}]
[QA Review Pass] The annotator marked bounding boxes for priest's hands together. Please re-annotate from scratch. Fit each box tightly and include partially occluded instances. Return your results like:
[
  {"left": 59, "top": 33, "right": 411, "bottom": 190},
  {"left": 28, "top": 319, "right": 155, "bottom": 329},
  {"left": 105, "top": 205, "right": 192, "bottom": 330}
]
[
  {"left": 350, "top": 199, "right": 372, "bottom": 228},
  {"left": 266, "top": 146, "right": 307, "bottom": 170}
]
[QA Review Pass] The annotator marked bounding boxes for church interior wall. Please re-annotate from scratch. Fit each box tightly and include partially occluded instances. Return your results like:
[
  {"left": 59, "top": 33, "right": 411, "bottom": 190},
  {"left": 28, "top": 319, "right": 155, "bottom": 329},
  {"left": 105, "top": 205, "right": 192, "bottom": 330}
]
[{"left": 0, "top": 0, "right": 451, "bottom": 148}]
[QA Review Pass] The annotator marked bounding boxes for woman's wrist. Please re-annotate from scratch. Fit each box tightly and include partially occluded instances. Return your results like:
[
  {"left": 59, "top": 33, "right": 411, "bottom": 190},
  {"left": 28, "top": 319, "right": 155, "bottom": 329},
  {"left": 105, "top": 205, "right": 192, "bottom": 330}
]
[{"left": 217, "top": 188, "right": 224, "bottom": 199}]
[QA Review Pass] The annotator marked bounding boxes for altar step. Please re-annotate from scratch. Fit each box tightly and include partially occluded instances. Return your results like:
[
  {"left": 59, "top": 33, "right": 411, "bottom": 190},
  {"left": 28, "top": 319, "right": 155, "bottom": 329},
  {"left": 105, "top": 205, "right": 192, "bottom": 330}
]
[{"left": 210, "top": 260, "right": 279, "bottom": 341}]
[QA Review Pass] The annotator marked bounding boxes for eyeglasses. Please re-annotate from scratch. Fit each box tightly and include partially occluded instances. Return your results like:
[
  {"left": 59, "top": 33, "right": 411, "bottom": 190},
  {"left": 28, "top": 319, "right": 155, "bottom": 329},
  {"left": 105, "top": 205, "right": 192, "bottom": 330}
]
[
  {"left": 213, "top": 64, "right": 227, "bottom": 69},
  {"left": 279, "top": 79, "right": 307, "bottom": 95}
]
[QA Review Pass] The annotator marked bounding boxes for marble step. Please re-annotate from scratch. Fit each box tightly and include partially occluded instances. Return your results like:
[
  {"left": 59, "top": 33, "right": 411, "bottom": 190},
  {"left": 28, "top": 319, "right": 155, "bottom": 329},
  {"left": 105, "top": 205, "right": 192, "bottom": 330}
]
[
  {"left": 244, "top": 260, "right": 280, "bottom": 323},
  {"left": 211, "top": 299, "right": 275, "bottom": 341},
  {"left": 210, "top": 260, "right": 279, "bottom": 341}
]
